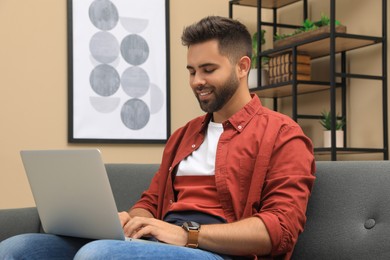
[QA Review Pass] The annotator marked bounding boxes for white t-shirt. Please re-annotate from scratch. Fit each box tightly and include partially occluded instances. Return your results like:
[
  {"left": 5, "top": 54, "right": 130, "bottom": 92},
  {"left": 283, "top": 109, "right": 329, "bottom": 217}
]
[{"left": 176, "top": 121, "right": 224, "bottom": 176}]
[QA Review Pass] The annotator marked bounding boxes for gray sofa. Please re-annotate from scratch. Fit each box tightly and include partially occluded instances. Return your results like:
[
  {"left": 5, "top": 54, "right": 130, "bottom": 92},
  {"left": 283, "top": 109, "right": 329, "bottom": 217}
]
[{"left": 1, "top": 162, "right": 390, "bottom": 259}]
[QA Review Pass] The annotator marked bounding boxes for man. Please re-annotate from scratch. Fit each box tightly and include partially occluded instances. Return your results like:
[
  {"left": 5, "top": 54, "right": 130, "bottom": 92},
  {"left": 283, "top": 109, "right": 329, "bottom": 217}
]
[{"left": 0, "top": 16, "right": 315, "bottom": 259}]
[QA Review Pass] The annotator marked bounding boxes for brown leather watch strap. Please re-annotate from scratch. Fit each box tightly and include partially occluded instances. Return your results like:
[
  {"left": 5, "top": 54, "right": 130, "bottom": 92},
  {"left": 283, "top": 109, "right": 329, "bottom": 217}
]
[{"left": 186, "top": 229, "right": 200, "bottom": 248}]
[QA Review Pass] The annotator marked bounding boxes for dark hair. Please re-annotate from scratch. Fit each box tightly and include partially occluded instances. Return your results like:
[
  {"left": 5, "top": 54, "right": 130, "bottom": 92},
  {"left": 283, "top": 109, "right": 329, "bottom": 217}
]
[{"left": 181, "top": 16, "right": 252, "bottom": 63}]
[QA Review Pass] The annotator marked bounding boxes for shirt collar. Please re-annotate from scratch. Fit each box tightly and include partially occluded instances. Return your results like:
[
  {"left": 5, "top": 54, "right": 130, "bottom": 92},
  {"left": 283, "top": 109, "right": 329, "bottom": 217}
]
[
  {"left": 198, "top": 94, "right": 262, "bottom": 133},
  {"left": 227, "top": 94, "right": 262, "bottom": 132}
]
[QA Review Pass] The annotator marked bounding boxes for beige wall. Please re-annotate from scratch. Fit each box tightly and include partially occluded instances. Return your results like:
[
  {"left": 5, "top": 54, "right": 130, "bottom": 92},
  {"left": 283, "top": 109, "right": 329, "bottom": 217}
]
[{"left": 1, "top": 0, "right": 389, "bottom": 209}]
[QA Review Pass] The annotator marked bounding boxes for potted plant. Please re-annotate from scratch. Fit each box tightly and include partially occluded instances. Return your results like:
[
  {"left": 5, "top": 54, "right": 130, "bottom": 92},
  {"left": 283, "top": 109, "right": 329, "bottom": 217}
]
[
  {"left": 274, "top": 13, "right": 345, "bottom": 48},
  {"left": 248, "top": 30, "right": 269, "bottom": 89},
  {"left": 319, "top": 110, "right": 345, "bottom": 148}
]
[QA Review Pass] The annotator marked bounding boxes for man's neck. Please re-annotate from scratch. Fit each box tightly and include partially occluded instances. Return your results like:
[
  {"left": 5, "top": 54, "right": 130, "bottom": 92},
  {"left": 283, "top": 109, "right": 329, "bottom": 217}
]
[{"left": 212, "top": 90, "right": 252, "bottom": 123}]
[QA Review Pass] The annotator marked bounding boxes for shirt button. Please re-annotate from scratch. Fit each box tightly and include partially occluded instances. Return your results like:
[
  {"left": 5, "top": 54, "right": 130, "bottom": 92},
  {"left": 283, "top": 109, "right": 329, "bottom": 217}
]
[
  {"left": 191, "top": 144, "right": 196, "bottom": 148},
  {"left": 238, "top": 125, "right": 243, "bottom": 130},
  {"left": 169, "top": 200, "right": 173, "bottom": 204}
]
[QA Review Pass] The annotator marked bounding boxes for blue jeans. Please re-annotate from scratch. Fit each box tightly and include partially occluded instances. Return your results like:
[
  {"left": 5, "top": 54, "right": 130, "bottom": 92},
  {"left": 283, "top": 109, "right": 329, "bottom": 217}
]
[{"left": 0, "top": 233, "right": 227, "bottom": 260}]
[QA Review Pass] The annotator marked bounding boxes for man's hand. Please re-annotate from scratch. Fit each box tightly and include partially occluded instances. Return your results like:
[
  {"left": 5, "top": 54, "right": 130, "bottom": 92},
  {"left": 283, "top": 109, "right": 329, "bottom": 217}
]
[
  {"left": 118, "top": 210, "right": 187, "bottom": 246},
  {"left": 121, "top": 215, "right": 188, "bottom": 246},
  {"left": 118, "top": 211, "right": 132, "bottom": 228},
  {"left": 118, "top": 211, "right": 271, "bottom": 256},
  {"left": 118, "top": 208, "right": 155, "bottom": 227}
]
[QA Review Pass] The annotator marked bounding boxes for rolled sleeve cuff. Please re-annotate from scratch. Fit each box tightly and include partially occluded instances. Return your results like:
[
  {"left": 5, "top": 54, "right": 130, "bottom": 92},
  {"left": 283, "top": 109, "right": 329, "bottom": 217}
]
[
  {"left": 131, "top": 201, "right": 157, "bottom": 218},
  {"left": 256, "top": 212, "right": 293, "bottom": 256}
]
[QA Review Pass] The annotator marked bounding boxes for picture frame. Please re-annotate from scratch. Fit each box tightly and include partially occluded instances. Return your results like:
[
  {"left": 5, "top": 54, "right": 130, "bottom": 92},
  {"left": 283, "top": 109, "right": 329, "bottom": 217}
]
[{"left": 67, "top": 0, "right": 170, "bottom": 143}]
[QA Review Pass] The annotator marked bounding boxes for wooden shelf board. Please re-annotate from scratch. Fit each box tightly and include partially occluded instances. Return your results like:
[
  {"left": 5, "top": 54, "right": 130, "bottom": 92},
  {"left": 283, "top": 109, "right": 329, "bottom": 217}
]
[
  {"left": 274, "top": 25, "right": 347, "bottom": 49},
  {"left": 252, "top": 82, "right": 331, "bottom": 98},
  {"left": 314, "top": 147, "right": 386, "bottom": 155},
  {"left": 232, "top": 0, "right": 301, "bottom": 9},
  {"left": 267, "top": 34, "right": 378, "bottom": 59},
  {"left": 298, "top": 35, "right": 377, "bottom": 58}
]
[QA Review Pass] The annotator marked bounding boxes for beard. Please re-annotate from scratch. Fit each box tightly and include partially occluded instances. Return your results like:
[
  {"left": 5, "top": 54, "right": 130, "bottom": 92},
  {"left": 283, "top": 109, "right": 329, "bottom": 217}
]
[{"left": 195, "top": 72, "right": 239, "bottom": 113}]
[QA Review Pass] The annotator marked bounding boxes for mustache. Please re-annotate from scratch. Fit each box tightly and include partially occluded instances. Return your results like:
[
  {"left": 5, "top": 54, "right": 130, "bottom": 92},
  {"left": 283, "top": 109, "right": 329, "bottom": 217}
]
[{"left": 195, "top": 85, "right": 213, "bottom": 91}]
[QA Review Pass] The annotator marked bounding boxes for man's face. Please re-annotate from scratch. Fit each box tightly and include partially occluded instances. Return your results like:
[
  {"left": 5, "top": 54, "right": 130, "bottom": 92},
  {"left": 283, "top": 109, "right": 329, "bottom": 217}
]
[{"left": 186, "top": 40, "right": 239, "bottom": 113}]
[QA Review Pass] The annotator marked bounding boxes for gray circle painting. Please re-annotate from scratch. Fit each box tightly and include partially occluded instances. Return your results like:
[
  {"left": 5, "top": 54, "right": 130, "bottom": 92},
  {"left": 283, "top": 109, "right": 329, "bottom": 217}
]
[
  {"left": 89, "top": 31, "right": 120, "bottom": 64},
  {"left": 121, "top": 99, "right": 150, "bottom": 130},
  {"left": 90, "top": 64, "right": 120, "bottom": 96},
  {"left": 83, "top": 0, "right": 166, "bottom": 137},
  {"left": 89, "top": 0, "right": 119, "bottom": 31},
  {"left": 121, "top": 66, "right": 150, "bottom": 98},
  {"left": 121, "top": 34, "right": 150, "bottom": 66}
]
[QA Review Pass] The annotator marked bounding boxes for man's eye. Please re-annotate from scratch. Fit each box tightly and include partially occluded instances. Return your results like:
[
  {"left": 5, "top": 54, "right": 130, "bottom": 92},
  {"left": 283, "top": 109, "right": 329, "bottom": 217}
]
[{"left": 204, "top": 68, "right": 215, "bottom": 73}]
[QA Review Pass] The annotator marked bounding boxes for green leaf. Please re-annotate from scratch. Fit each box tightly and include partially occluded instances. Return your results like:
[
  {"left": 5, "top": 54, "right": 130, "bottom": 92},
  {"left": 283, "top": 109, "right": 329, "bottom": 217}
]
[
  {"left": 303, "top": 18, "right": 315, "bottom": 29},
  {"left": 251, "top": 30, "right": 266, "bottom": 69},
  {"left": 320, "top": 13, "right": 330, "bottom": 26},
  {"left": 319, "top": 110, "right": 345, "bottom": 130}
]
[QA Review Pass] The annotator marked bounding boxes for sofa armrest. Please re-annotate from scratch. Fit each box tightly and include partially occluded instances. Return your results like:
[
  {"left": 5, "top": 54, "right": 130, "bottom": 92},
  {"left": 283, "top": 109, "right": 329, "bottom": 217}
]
[{"left": 0, "top": 207, "right": 41, "bottom": 242}]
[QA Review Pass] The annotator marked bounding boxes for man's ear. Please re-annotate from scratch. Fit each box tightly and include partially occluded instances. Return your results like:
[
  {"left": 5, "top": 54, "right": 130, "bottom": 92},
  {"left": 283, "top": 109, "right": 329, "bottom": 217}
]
[{"left": 237, "top": 56, "right": 251, "bottom": 78}]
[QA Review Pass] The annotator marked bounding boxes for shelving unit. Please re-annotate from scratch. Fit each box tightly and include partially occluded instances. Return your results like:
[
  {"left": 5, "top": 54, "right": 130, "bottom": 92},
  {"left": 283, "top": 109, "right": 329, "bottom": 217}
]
[{"left": 229, "top": 0, "right": 388, "bottom": 160}]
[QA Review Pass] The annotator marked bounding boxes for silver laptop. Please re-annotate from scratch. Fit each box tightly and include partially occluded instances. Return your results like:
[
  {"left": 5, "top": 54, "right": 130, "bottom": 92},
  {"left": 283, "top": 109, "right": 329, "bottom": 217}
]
[{"left": 20, "top": 149, "right": 150, "bottom": 242}]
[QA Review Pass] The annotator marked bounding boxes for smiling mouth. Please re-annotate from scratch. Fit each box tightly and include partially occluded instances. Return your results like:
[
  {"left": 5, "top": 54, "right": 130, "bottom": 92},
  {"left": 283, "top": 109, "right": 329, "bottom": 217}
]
[
  {"left": 199, "top": 91, "right": 212, "bottom": 96},
  {"left": 195, "top": 86, "right": 213, "bottom": 100},
  {"left": 197, "top": 90, "right": 213, "bottom": 101}
]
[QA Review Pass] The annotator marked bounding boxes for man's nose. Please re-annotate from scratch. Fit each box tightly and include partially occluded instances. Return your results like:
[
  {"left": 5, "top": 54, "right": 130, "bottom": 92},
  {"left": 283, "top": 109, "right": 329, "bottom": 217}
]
[{"left": 192, "top": 73, "right": 206, "bottom": 87}]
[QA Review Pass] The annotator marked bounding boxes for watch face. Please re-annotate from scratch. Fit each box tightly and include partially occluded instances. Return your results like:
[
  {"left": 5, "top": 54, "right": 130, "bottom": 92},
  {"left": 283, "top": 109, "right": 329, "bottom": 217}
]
[{"left": 184, "top": 221, "right": 200, "bottom": 230}]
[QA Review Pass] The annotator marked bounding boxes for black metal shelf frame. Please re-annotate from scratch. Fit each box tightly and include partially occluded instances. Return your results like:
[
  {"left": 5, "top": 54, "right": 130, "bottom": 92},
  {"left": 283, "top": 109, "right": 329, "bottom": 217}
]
[{"left": 229, "top": 0, "right": 388, "bottom": 160}]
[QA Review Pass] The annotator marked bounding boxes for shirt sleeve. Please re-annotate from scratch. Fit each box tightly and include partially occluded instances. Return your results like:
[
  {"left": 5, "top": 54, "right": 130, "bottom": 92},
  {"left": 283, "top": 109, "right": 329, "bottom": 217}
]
[
  {"left": 130, "top": 168, "right": 161, "bottom": 218},
  {"left": 255, "top": 124, "right": 316, "bottom": 256}
]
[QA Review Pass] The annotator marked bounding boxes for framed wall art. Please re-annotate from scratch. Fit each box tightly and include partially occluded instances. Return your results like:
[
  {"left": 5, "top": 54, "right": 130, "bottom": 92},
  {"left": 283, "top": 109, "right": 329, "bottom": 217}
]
[{"left": 67, "top": 0, "right": 170, "bottom": 143}]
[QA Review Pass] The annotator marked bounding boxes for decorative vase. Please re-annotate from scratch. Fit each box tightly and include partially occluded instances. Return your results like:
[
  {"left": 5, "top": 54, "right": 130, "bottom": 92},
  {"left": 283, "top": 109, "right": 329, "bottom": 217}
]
[
  {"left": 248, "top": 68, "right": 269, "bottom": 89},
  {"left": 323, "top": 130, "right": 344, "bottom": 148}
]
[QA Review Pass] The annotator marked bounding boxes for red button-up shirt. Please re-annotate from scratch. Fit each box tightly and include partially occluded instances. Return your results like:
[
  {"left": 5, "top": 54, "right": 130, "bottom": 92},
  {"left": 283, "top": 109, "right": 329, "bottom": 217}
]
[{"left": 132, "top": 95, "right": 316, "bottom": 259}]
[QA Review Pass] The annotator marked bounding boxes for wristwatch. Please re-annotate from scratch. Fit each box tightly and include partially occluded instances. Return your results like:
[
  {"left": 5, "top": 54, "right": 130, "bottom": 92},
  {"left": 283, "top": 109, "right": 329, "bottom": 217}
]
[{"left": 181, "top": 221, "right": 201, "bottom": 248}]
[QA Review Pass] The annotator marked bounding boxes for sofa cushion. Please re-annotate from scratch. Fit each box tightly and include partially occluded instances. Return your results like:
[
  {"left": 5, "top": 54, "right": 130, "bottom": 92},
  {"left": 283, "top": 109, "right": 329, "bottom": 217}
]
[
  {"left": 105, "top": 163, "right": 158, "bottom": 212},
  {"left": 292, "top": 161, "right": 390, "bottom": 259}
]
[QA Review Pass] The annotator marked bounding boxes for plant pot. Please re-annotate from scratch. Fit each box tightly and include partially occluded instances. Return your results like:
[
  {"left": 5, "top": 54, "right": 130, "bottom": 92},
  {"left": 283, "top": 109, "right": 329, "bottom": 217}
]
[
  {"left": 323, "top": 130, "right": 344, "bottom": 148},
  {"left": 248, "top": 68, "right": 269, "bottom": 89}
]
